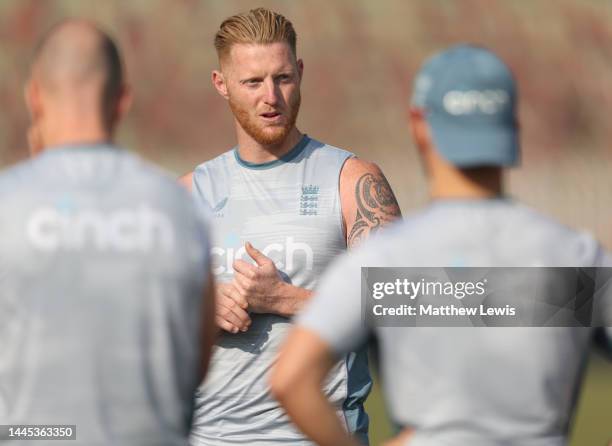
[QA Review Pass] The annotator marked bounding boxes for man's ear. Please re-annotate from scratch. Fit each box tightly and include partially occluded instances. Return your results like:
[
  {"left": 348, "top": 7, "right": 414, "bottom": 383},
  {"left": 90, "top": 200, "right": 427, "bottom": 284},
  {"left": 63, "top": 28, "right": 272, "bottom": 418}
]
[
  {"left": 24, "top": 80, "right": 43, "bottom": 121},
  {"left": 296, "top": 58, "right": 304, "bottom": 83},
  {"left": 106, "top": 84, "right": 132, "bottom": 132},
  {"left": 408, "top": 107, "right": 430, "bottom": 157},
  {"left": 24, "top": 80, "right": 45, "bottom": 156},
  {"left": 116, "top": 84, "right": 133, "bottom": 121},
  {"left": 212, "top": 70, "right": 229, "bottom": 100}
]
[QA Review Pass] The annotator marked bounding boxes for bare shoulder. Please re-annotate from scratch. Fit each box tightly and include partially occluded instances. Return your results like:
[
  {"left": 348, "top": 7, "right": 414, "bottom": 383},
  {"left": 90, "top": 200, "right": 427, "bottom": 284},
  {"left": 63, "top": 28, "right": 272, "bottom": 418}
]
[
  {"left": 339, "top": 157, "right": 401, "bottom": 248},
  {"left": 178, "top": 172, "right": 194, "bottom": 192},
  {"left": 339, "top": 157, "right": 383, "bottom": 182}
]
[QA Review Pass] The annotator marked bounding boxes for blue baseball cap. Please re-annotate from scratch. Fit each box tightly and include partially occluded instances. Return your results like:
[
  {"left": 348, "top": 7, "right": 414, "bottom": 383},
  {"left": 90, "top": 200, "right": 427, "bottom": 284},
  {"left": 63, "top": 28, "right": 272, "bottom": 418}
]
[{"left": 411, "top": 44, "right": 519, "bottom": 167}]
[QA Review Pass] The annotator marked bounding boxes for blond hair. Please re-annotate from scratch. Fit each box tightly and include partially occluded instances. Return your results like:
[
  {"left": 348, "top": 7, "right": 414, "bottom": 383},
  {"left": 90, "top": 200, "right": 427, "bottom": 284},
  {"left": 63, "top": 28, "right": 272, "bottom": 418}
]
[{"left": 214, "top": 8, "right": 297, "bottom": 60}]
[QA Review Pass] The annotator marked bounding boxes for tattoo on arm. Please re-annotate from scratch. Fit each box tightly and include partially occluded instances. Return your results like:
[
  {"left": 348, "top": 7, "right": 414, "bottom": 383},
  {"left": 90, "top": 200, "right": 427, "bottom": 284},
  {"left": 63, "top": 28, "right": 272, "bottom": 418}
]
[{"left": 347, "top": 173, "right": 401, "bottom": 247}]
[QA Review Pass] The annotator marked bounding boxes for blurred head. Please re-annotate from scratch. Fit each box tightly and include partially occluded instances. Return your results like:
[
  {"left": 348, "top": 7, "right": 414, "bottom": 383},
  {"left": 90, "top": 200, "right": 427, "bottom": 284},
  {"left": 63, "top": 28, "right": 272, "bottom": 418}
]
[
  {"left": 408, "top": 45, "right": 519, "bottom": 196},
  {"left": 25, "top": 19, "right": 131, "bottom": 155},
  {"left": 212, "top": 8, "right": 303, "bottom": 146}
]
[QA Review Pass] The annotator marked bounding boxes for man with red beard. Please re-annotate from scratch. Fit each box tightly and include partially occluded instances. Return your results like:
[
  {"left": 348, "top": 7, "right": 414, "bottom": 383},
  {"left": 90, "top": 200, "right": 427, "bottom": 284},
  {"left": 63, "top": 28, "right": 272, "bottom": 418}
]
[{"left": 180, "top": 7, "right": 401, "bottom": 446}]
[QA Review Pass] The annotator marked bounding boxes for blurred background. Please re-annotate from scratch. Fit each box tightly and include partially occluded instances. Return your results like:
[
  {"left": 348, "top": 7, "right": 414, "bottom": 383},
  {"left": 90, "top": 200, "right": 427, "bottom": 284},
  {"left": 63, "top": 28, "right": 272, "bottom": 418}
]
[{"left": 1, "top": 0, "right": 611, "bottom": 444}]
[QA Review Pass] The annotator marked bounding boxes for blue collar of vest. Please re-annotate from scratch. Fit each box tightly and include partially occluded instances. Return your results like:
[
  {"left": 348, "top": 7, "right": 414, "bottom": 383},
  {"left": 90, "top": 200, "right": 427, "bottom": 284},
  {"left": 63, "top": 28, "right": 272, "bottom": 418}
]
[{"left": 234, "top": 135, "right": 310, "bottom": 170}]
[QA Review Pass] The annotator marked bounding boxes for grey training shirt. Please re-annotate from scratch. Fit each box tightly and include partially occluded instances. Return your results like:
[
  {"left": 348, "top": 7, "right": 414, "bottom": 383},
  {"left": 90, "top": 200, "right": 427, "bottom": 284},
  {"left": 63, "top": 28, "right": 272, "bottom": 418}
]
[
  {"left": 299, "top": 199, "right": 609, "bottom": 446},
  {"left": 0, "top": 144, "right": 211, "bottom": 446}
]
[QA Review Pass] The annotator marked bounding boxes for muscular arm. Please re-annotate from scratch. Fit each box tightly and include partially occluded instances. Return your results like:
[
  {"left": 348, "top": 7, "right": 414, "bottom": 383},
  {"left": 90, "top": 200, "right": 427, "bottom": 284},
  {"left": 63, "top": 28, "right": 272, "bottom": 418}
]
[
  {"left": 273, "top": 333, "right": 415, "bottom": 446},
  {"left": 270, "top": 328, "right": 359, "bottom": 446},
  {"left": 340, "top": 158, "right": 402, "bottom": 248}
]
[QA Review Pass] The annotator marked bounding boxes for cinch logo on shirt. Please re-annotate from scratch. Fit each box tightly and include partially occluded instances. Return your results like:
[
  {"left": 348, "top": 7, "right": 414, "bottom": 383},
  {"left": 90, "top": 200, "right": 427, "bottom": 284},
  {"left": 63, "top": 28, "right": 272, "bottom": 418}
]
[
  {"left": 26, "top": 204, "right": 175, "bottom": 252},
  {"left": 211, "top": 236, "right": 314, "bottom": 275}
]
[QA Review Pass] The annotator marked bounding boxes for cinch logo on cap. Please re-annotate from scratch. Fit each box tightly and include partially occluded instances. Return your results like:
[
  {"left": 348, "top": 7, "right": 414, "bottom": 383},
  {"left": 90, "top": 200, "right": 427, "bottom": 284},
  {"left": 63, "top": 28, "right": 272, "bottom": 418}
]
[
  {"left": 443, "top": 89, "right": 509, "bottom": 115},
  {"left": 409, "top": 44, "right": 519, "bottom": 167}
]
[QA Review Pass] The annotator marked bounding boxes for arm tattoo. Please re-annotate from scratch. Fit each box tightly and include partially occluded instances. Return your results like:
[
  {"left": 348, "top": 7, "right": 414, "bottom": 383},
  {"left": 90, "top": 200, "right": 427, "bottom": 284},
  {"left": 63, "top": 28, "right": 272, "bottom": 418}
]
[{"left": 347, "top": 172, "right": 401, "bottom": 247}]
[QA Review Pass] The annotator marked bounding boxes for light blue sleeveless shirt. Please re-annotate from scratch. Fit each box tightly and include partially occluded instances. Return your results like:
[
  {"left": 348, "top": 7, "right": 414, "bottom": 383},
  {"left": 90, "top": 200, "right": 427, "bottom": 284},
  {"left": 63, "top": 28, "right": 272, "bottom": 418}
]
[
  {"left": 190, "top": 136, "right": 371, "bottom": 445},
  {"left": 0, "top": 145, "right": 211, "bottom": 446}
]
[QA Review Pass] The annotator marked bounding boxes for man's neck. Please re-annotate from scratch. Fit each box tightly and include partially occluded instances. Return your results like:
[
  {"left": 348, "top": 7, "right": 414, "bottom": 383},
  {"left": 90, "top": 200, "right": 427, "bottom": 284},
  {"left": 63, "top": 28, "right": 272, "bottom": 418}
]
[
  {"left": 42, "top": 120, "right": 111, "bottom": 150},
  {"left": 429, "top": 166, "right": 503, "bottom": 200},
  {"left": 235, "top": 125, "right": 303, "bottom": 164}
]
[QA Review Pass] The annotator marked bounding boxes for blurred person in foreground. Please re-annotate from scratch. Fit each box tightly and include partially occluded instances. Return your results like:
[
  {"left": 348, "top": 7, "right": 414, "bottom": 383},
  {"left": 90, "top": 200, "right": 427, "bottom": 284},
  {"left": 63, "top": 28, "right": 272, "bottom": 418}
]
[
  {"left": 180, "top": 7, "right": 401, "bottom": 445},
  {"left": 0, "top": 19, "right": 215, "bottom": 445},
  {"left": 271, "top": 45, "right": 612, "bottom": 446}
]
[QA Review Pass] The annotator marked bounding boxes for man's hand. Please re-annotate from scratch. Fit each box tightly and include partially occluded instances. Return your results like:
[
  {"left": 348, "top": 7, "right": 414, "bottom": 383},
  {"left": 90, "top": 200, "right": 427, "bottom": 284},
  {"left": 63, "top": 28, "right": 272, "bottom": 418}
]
[
  {"left": 232, "top": 242, "right": 287, "bottom": 314},
  {"left": 215, "top": 282, "right": 251, "bottom": 334},
  {"left": 232, "top": 242, "right": 311, "bottom": 317}
]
